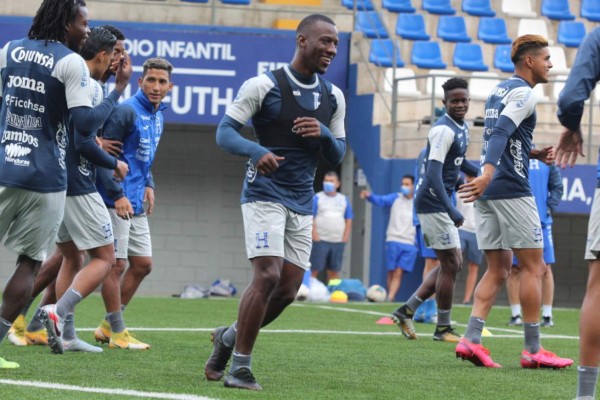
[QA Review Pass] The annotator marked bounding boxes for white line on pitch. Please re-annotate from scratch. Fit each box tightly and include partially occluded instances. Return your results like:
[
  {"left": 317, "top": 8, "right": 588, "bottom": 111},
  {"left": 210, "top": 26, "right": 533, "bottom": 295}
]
[{"left": 0, "top": 379, "right": 217, "bottom": 400}]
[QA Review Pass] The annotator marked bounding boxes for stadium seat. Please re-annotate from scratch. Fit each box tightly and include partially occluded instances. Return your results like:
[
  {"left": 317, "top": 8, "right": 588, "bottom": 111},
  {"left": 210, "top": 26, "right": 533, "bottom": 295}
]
[
  {"left": 411, "top": 41, "right": 447, "bottom": 69},
  {"left": 453, "top": 43, "right": 488, "bottom": 71},
  {"left": 581, "top": 0, "right": 600, "bottom": 22},
  {"left": 552, "top": 75, "right": 568, "bottom": 100},
  {"left": 462, "top": 0, "right": 495, "bottom": 17},
  {"left": 221, "top": 0, "right": 251, "bottom": 3},
  {"left": 478, "top": 17, "right": 511, "bottom": 44},
  {"left": 369, "top": 39, "right": 405, "bottom": 67},
  {"left": 383, "top": 68, "right": 422, "bottom": 96},
  {"left": 426, "top": 70, "right": 457, "bottom": 98},
  {"left": 557, "top": 21, "right": 586, "bottom": 47},
  {"left": 502, "top": 0, "right": 536, "bottom": 18},
  {"left": 517, "top": 19, "right": 552, "bottom": 44},
  {"left": 437, "top": 15, "right": 471, "bottom": 42},
  {"left": 548, "top": 46, "right": 570, "bottom": 75},
  {"left": 422, "top": 0, "right": 456, "bottom": 15},
  {"left": 396, "top": 13, "right": 430, "bottom": 41},
  {"left": 342, "top": 0, "right": 374, "bottom": 10},
  {"left": 494, "top": 45, "right": 514, "bottom": 73},
  {"left": 355, "top": 11, "right": 388, "bottom": 38},
  {"left": 469, "top": 72, "right": 500, "bottom": 100},
  {"left": 273, "top": 19, "right": 300, "bottom": 30},
  {"left": 541, "top": 0, "right": 575, "bottom": 20},
  {"left": 382, "top": 0, "right": 416, "bottom": 13}
]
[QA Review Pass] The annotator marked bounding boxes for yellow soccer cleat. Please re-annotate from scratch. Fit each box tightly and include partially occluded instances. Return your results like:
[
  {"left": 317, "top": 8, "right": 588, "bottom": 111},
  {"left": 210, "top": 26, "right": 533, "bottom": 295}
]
[
  {"left": 7, "top": 315, "right": 27, "bottom": 346},
  {"left": 24, "top": 329, "right": 48, "bottom": 346},
  {"left": 0, "top": 356, "right": 19, "bottom": 369},
  {"left": 94, "top": 320, "right": 111, "bottom": 344},
  {"left": 109, "top": 330, "right": 150, "bottom": 350}
]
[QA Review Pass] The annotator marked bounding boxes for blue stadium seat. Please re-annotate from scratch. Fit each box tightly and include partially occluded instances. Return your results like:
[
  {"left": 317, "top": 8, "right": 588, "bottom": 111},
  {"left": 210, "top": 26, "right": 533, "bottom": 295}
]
[
  {"left": 541, "top": 0, "right": 575, "bottom": 20},
  {"left": 462, "top": 0, "right": 495, "bottom": 17},
  {"left": 411, "top": 41, "right": 447, "bottom": 69},
  {"left": 221, "top": 0, "right": 251, "bottom": 3},
  {"left": 422, "top": 0, "right": 456, "bottom": 14},
  {"left": 437, "top": 15, "right": 470, "bottom": 42},
  {"left": 494, "top": 45, "right": 514, "bottom": 73},
  {"left": 557, "top": 21, "right": 586, "bottom": 47},
  {"left": 355, "top": 11, "right": 388, "bottom": 38},
  {"left": 396, "top": 13, "right": 430, "bottom": 41},
  {"left": 382, "top": 0, "right": 416, "bottom": 13},
  {"left": 369, "top": 39, "right": 405, "bottom": 67},
  {"left": 342, "top": 0, "right": 374, "bottom": 10},
  {"left": 582, "top": 0, "right": 600, "bottom": 22},
  {"left": 453, "top": 43, "right": 488, "bottom": 71},
  {"left": 478, "top": 17, "right": 511, "bottom": 44}
]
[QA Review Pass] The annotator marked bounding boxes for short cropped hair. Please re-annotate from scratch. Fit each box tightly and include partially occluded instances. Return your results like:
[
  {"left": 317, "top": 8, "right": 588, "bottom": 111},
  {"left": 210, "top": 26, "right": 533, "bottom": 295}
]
[
  {"left": 402, "top": 174, "right": 415, "bottom": 184},
  {"left": 100, "top": 25, "right": 125, "bottom": 41},
  {"left": 79, "top": 27, "right": 117, "bottom": 61},
  {"left": 142, "top": 57, "right": 173, "bottom": 78},
  {"left": 511, "top": 34, "right": 548, "bottom": 64},
  {"left": 324, "top": 171, "right": 340, "bottom": 180},
  {"left": 296, "top": 14, "right": 335, "bottom": 36},
  {"left": 442, "top": 77, "right": 468, "bottom": 96}
]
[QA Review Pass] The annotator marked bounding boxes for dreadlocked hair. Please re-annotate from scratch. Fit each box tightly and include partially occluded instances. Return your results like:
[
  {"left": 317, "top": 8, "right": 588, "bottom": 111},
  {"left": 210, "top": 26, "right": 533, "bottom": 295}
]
[{"left": 28, "top": 0, "right": 86, "bottom": 43}]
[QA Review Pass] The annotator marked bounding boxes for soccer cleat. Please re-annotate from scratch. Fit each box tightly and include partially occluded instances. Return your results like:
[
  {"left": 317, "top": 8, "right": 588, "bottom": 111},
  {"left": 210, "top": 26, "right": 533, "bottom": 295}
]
[
  {"left": 541, "top": 316, "right": 554, "bottom": 328},
  {"left": 25, "top": 329, "right": 48, "bottom": 346},
  {"left": 7, "top": 315, "right": 27, "bottom": 346},
  {"left": 455, "top": 338, "right": 501, "bottom": 368},
  {"left": 0, "top": 356, "right": 19, "bottom": 369},
  {"left": 224, "top": 367, "right": 262, "bottom": 391},
  {"left": 433, "top": 326, "right": 461, "bottom": 342},
  {"left": 507, "top": 315, "right": 523, "bottom": 326},
  {"left": 94, "top": 320, "right": 111, "bottom": 344},
  {"left": 205, "top": 326, "right": 234, "bottom": 381},
  {"left": 520, "top": 348, "right": 573, "bottom": 369},
  {"left": 109, "top": 330, "right": 150, "bottom": 350},
  {"left": 40, "top": 304, "right": 64, "bottom": 354},
  {"left": 391, "top": 307, "right": 418, "bottom": 340},
  {"left": 64, "top": 338, "right": 103, "bottom": 353}
]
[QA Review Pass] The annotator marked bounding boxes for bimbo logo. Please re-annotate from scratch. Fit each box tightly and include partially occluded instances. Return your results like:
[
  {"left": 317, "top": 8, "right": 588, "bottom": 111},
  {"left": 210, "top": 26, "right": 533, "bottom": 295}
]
[
  {"left": 7, "top": 75, "right": 45, "bottom": 94},
  {"left": 10, "top": 47, "right": 54, "bottom": 69}
]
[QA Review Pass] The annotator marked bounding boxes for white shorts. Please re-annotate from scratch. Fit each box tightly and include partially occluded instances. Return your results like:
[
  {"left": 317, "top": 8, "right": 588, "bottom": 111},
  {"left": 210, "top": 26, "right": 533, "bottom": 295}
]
[
  {"left": 57, "top": 192, "right": 113, "bottom": 250},
  {"left": 241, "top": 201, "right": 312, "bottom": 270},
  {"left": 109, "top": 209, "right": 152, "bottom": 259},
  {"left": 475, "top": 197, "right": 544, "bottom": 250},
  {"left": 0, "top": 186, "right": 65, "bottom": 261},
  {"left": 417, "top": 212, "right": 460, "bottom": 250},
  {"left": 585, "top": 188, "right": 600, "bottom": 261}
]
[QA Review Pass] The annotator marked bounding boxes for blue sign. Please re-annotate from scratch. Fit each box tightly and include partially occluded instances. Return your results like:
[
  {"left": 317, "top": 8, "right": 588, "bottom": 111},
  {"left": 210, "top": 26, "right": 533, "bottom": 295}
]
[
  {"left": 0, "top": 17, "right": 350, "bottom": 125},
  {"left": 556, "top": 164, "right": 598, "bottom": 214}
]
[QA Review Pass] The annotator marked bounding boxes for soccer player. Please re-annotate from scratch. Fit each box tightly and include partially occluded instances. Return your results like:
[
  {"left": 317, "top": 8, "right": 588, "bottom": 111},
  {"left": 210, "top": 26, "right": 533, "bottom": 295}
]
[
  {"left": 390, "top": 77, "right": 478, "bottom": 342},
  {"left": 555, "top": 27, "right": 600, "bottom": 399},
  {"left": 310, "top": 171, "right": 353, "bottom": 283},
  {"left": 94, "top": 57, "right": 173, "bottom": 350},
  {"left": 506, "top": 158, "right": 562, "bottom": 327},
  {"left": 456, "top": 34, "right": 572, "bottom": 369},
  {"left": 0, "top": 0, "right": 127, "bottom": 368},
  {"left": 204, "top": 14, "right": 346, "bottom": 390},
  {"left": 360, "top": 175, "right": 417, "bottom": 302}
]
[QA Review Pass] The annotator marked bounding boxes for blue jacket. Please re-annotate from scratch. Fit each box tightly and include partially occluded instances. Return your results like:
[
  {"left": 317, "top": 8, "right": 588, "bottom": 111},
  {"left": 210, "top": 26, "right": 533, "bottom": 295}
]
[
  {"left": 97, "top": 89, "right": 166, "bottom": 215},
  {"left": 529, "top": 159, "right": 563, "bottom": 226}
]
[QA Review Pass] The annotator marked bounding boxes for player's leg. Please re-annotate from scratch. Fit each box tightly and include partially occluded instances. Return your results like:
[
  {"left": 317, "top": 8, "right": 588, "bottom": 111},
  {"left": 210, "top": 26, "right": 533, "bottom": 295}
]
[
  {"left": 433, "top": 247, "right": 462, "bottom": 342},
  {"left": 462, "top": 231, "right": 481, "bottom": 305},
  {"left": 507, "top": 264, "right": 523, "bottom": 326},
  {"left": 541, "top": 224, "right": 556, "bottom": 327},
  {"left": 463, "top": 262, "right": 479, "bottom": 305},
  {"left": 384, "top": 242, "right": 402, "bottom": 302},
  {"left": 325, "top": 242, "right": 343, "bottom": 282},
  {"left": 309, "top": 240, "right": 325, "bottom": 279},
  {"left": 387, "top": 268, "right": 403, "bottom": 302},
  {"left": 121, "top": 214, "right": 153, "bottom": 306}
]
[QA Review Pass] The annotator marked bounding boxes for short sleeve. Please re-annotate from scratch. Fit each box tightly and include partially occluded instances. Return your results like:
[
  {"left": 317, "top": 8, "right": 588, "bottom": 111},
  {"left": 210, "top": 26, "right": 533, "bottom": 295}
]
[
  {"left": 329, "top": 85, "right": 346, "bottom": 139},
  {"left": 427, "top": 125, "right": 455, "bottom": 163},
  {"left": 500, "top": 86, "right": 537, "bottom": 127},
  {"left": 53, "top": 53, "right": 92, "bottom": 109},
  {"left": 0, "top": 42, "right": 8, "bottom": 97},
  {"left": 226, "top": 74, "right": 274, "bottom": 125}
]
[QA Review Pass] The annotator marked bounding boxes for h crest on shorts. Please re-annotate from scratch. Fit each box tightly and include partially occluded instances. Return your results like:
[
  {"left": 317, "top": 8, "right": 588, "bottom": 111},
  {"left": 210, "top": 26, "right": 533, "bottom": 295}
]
[
  {"left": 533, "top": 227, "right": 543, "bottom": 243},
  {"left": 255, "top": 231, "right": 269, "bottom": 249}
]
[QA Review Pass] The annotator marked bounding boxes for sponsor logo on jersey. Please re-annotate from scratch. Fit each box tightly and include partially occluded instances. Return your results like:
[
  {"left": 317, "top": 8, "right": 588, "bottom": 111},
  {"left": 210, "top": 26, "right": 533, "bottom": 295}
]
[
  {"left": 490, "top": 86, "right": 508, "bottom": 98},
  {"left": 6, "top": 110, "right": 42, "bottom": 130},
  {"left": 1, "top": 129, "right": 39, "bottom": 147},
  {"left": 509, "top": 138, "right": 526, "bottom": 179},
  {"left": 484, "top": 108, "right": 499, "bottom": 119},
  {"left": 10, "top": 46, "right": 54, "bottom": 69},
  {"left": 6, "top": 75, "right": 45, "bottom": 94},
  {"left": 454, "top": 156, "right": 464, "bottom": 166},
  {"left": 78, "top": 155, "right": 91, "bottom": 176},
  {"left": 246, "top": 159, "right": 257, "bottom": 183},
  {"left": 4, "top": 143, "right": 32, "bottom": 166},
  {"left": 4, "top": 95, "right": 45, "bottom": 113},
  {"left": 56, "top": 122, "right": 67, "bottom": 170}
]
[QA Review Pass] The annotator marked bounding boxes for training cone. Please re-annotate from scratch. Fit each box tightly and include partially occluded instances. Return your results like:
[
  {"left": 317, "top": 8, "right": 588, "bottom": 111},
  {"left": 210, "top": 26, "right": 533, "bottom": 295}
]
[
  {"left": 376, "top": 317, "right": 395, "bottom": 325},
  {"left": 482, "top": 327, "right": 493, "bottom": 337},
  {"left": 329, "top": 290, "right": 348, "bottom": 303}
]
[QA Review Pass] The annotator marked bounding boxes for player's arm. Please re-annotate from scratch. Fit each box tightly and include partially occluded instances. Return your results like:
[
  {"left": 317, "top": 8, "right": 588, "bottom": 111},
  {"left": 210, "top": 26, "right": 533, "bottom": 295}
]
[
  {"left": 361, "top": 192, "right": 399, "bottom": 207},
  {"left": 460, "top": 159, "right": 479, "bottom": 177},
  {"left": 547, "top": 165, "right": 563, "bottom": 213},
  {"left": 312, "top": 196, "right": 320, "bottom": 242},
  {"left": 0, "top": 43, "right": 7, "bottom": 102},
  {"left": 342, "top": 199, "right": 353, "bottom": 243}
]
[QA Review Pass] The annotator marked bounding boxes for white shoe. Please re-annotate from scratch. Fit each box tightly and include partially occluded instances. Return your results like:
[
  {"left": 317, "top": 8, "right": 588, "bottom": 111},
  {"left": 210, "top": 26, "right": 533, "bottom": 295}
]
[
  {"left": 64, "top": 338, "right": 103, "bottom": 353},
  {"left": 40, "top": 304, "right": 65, "bottom": 354}
]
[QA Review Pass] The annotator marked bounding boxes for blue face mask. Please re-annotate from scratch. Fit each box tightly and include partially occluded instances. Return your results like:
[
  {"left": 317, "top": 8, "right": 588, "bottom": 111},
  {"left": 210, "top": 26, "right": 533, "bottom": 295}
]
[
  {"left": 401, "top": 185, "right": 411, "bottom": 196},
  {"left": 323, "top": 182, "right": 336, "bottom": 193}
]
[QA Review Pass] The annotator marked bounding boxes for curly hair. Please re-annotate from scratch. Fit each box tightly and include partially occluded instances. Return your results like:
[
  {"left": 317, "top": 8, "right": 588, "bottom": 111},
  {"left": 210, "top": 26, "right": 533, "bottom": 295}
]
[{"left": 28, "top": 0, "right": 87, "bottom": 44}]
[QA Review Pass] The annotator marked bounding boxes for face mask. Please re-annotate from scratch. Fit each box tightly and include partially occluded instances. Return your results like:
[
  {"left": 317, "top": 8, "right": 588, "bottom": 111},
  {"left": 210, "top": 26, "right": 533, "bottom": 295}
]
[
  {"left": 323, "top": 182, "right": 336, "bottom": 193},
  {"left": 401, "top": 185, "right": 411, "bottom": 196}
]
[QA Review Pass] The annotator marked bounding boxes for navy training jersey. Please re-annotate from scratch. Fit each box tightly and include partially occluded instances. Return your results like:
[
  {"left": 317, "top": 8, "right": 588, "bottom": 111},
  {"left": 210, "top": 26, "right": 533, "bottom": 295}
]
[
  {"left": 412, "top": 148, "right": 427, "bottom": 226},
  {"left": 0, "top": 39, "right": 92, "bottom": 193},
  {"left": 415, "top": 114, "right": 469, "bottom": 214},
  {"left": 226, "top": 65, "right": 346, "bottom": 215},
  {"left": 480, "top": 76, "right": 538, "bottom": 200}
]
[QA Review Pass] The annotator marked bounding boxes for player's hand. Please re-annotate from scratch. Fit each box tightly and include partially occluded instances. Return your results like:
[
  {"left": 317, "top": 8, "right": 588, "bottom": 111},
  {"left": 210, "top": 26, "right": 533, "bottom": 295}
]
[
  {"left": 359, "top": 190, "right": 371, "bottom": 199},
  {"left": 556, "top": 127, "right": 585, "bottom": 168},
  {"left": 532, "top": 146, "right": 555, "bottom": 165},
  {"left": 144, "top": 187, "right": 155, "bottom": 215},
  {"left": 113, "top": 160, "right": 129, "bottom": 181},
  {"left": 256, "top": 152, "right": 284, "bottom": 175},
  {"left": 293, "top": 117, "right": 321, "bottom": 138},
  {"left": 448, "top": 207, "right": 464, "bottom": 228},
  {"left": 99, "top": 138, "right": 123, "bottom": 157},
  {"left": 114, "top": 51, "right": 132, "bottom": 94},
  {"left": 458, "top": 173, "right": 491, "bottom": 203},
  {"left": 115, "top": 197, "right": 133, "bottom": 220}
]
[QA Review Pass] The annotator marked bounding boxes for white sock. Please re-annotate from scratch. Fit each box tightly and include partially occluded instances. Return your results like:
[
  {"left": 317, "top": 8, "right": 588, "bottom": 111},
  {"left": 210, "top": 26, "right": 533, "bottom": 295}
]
[
  {"left": 542, "top": 305, "right": 552, "bottom": 318},
  {"left": 511, "top": 304, "right": 521, "bottom": 317}
]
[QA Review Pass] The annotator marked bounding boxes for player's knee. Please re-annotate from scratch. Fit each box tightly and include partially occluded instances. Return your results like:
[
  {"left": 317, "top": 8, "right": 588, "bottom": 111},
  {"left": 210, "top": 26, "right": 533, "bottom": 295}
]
[{"left": 133, "top": 262, "right": 152, "bottom": 277}]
